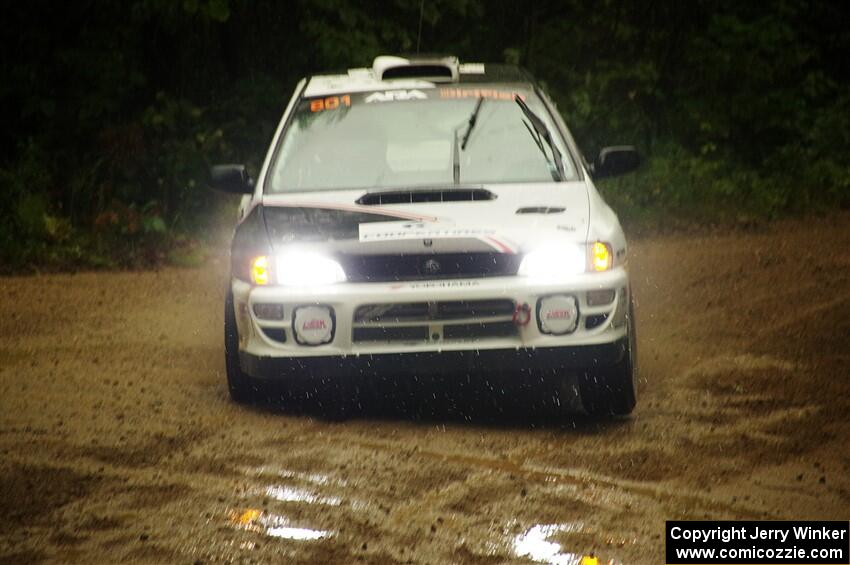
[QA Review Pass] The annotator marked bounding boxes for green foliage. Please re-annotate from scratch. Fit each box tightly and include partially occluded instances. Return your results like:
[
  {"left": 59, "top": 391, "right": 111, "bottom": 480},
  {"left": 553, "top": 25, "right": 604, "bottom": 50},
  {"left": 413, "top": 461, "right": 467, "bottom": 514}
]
[{"left": 1, "top": 0, "right": 849, "bottom": 271}]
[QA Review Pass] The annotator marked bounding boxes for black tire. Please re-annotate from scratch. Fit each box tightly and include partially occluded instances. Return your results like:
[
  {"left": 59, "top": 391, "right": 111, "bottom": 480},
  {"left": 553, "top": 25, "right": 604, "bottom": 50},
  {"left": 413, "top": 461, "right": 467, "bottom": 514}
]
[
  {"left": 224, "top": 290, "right": 257, "bottom": 403},
  {"left": 579, "top": 296, "right": 637, "bottom": 417}
]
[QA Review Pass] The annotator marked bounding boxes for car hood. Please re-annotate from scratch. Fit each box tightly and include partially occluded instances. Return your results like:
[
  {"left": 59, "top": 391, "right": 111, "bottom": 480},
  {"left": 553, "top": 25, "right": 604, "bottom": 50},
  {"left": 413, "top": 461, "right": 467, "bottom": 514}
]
[{"left": 261, "top": 182, "right": 590, "bottom": 255}]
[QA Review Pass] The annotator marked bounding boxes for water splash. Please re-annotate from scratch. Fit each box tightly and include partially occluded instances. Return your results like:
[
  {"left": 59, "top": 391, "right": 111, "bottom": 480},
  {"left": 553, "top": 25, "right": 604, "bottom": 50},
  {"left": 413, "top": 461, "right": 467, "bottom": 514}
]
[
  {"left": 514, "top": 523, "right": 583, "bottom": 565},
  {"left": 265, "top": 484, "right": 342, "bottom": 506},
  {"left": 229, "top": 508, "right": 332, "bottom": 542}
]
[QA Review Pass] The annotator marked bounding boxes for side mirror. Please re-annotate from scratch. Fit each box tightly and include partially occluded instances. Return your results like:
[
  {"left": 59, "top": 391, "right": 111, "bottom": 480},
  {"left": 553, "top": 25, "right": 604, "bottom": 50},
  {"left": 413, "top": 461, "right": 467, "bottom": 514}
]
[
  {"left": 590, "top": 146, "right": 641, "bottom": 179},
  {"left": 210, "top": 164, "right": 253, "bottom": 194}
]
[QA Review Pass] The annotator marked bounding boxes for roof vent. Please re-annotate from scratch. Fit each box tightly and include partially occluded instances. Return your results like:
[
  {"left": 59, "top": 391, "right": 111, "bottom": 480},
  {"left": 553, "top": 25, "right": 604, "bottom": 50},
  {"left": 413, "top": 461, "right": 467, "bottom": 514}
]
[{"left": 373, "top": 55, "right": 459, "bottom": 83}]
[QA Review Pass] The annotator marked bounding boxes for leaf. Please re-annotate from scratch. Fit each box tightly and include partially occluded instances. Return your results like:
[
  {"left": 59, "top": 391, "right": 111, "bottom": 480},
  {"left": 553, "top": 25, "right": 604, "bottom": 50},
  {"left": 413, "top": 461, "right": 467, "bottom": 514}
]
[
  {"left": 143, "top": 215, "right": 168, "bottom": 235},
  {"left": 206, "top": 0, "right": 230, "bottom": 22}
]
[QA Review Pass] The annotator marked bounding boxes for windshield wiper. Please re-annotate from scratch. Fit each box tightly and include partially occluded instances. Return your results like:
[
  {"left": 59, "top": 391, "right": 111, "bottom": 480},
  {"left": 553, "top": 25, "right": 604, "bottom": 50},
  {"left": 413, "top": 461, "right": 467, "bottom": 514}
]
[
  {"left": 514, "top": 95, "right": 565, "bottom": 181},
  {"left": 452, "top": 96, "right": 485, "bottom": 184},
  {"left": 453, "top": 128, "right": 461, "bottom": 184},
  {"left": 461, "top": 96, "right": 484, "bottom": 150}
]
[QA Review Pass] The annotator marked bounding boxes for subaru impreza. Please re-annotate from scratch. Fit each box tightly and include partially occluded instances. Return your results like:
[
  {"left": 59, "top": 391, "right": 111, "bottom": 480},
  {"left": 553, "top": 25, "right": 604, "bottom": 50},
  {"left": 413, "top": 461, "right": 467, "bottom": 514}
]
[{"left": 212, "top": 55, "right": 641, "bottom": 416}]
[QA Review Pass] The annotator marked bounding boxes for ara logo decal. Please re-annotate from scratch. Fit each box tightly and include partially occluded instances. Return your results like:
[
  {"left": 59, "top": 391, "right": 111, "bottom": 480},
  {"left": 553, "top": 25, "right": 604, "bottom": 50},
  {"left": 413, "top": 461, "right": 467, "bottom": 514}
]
[
  {"left": 364, "top": 90, "right": 428, "bottom": 103},
  {"left": 546, "top": 309, "right": 573, "bottom": 320}
]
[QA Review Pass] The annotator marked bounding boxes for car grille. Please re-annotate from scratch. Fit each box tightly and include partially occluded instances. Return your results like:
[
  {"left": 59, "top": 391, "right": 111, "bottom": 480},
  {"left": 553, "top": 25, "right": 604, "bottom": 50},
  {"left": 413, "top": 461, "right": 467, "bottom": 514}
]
[
  {"left": 352, "top": 299, "right": 518, "bottom": 343},
  {"left": 340, "top": 253, "right": 521, "bottom": 283},
  {"left": 354, "top": 299, "right": 515, "bottom": 323},
  {"left": 442, "top": 321, "right": 516, "bottom": 339}
]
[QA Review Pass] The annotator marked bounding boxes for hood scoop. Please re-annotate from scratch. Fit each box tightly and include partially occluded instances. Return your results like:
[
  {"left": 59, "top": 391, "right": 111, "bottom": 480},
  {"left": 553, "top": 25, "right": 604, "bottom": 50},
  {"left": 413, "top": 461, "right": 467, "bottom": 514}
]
[
  {"left": 515, "top": 206, "right": 565, "bottom": 215},
  {"left": 357, "top": 188, "right": 496, "bottom": 205}
]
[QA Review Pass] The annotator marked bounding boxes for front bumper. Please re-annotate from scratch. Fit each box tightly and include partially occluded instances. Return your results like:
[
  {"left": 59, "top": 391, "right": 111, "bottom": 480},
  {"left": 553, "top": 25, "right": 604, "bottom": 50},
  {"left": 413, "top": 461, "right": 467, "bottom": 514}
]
[
  {"left": 240, "top": 338, "right": 628, "bottom": 380},
  {"left": 231, "top": 267, "right": 630, "bottom": 376}
]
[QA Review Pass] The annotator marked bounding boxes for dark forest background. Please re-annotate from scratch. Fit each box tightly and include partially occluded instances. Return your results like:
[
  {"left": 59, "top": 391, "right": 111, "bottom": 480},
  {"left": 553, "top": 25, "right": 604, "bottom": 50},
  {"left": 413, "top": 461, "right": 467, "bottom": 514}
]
[{"left": 2, "top": 0, "right": 849, "bottom": 270}]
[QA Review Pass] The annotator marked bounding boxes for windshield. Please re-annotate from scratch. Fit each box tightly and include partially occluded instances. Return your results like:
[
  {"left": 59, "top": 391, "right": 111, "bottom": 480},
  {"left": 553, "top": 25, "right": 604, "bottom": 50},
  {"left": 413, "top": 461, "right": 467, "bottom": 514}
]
[{"left": 267, "top": 85, "right": 577, "bottom": 193}]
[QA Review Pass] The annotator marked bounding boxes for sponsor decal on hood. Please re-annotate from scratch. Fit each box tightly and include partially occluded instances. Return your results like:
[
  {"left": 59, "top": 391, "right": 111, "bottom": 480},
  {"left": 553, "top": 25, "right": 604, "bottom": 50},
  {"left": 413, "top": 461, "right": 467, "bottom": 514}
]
[{"left": 358, "top": 221, "right": 516, "bottom": 253}]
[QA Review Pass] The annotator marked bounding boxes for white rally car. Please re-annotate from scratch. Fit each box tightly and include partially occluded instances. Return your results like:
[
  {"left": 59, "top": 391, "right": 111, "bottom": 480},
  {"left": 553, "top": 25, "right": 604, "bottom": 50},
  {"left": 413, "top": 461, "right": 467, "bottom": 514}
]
[{"left": 212, "top": 55, "right": 641, "bottom": 416}]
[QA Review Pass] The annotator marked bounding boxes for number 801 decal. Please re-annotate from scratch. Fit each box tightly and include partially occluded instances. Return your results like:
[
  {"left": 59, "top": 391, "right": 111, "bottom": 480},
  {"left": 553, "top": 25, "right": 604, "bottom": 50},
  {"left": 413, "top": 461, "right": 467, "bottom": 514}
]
[{"left": 310, "top": 95, "right": 351, "bottom": 112}]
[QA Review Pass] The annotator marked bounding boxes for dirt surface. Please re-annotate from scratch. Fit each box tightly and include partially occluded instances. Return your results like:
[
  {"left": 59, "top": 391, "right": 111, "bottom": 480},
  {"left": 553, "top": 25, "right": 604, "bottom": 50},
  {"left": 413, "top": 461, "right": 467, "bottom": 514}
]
[{"left": 1, "top": 214, "right": 849, "bottom": 564}]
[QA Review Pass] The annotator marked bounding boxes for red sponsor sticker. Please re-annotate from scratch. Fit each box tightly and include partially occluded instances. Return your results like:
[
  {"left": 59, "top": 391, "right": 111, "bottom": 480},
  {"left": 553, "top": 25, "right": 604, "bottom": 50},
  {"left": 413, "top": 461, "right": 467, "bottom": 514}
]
[
  {"left": 308, "top": 95, "right": 352, "bottom": 112},
  {"left": 302, "top": 319, "right": 327, "bottom": 330},
  {"left": 439, "top": 88, "right": 525, "bottom": 101}
]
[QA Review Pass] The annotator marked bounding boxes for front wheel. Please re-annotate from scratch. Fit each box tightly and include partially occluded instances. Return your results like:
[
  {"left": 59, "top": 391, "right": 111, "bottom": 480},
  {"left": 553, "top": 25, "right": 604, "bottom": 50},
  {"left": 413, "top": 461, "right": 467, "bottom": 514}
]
[
  {"left": 579, "top": 297, "right": 637, "bottom": 417},
  {"left": 224, "top": 290, "right": 257, "bottom": 403}
]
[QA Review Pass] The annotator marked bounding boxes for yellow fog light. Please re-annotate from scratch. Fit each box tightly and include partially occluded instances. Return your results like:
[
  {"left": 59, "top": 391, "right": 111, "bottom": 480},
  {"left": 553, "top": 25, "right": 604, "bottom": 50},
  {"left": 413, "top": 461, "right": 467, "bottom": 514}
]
[
  {"left": 251, "top": 256, "right": 271, "bottom": 285},
  {"left": 590, "top": 242, "right": 612, "bottom": 272}
]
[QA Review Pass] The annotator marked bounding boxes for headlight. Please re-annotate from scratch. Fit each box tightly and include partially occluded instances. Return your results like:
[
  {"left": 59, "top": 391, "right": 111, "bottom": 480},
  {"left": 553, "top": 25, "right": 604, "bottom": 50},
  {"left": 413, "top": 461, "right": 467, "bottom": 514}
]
[
  {"left": 249, "top": 252, "right": 347, "bottom": 286},
  {"left": 276, "top": 251, "right": 346, "bottom": 286},
  {"left": 518, "top": 244, "right": 586, "bottom": 279},
  {"left": 518, "top": 241, "right": 614, "bottom": 278}
]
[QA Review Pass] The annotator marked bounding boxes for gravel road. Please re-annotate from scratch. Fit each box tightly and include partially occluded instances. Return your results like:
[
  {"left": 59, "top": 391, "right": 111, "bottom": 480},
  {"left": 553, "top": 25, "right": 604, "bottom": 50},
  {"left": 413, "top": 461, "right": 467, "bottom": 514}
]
[{"left": 2, "top": 214, "right": 849, "bottom": 564}]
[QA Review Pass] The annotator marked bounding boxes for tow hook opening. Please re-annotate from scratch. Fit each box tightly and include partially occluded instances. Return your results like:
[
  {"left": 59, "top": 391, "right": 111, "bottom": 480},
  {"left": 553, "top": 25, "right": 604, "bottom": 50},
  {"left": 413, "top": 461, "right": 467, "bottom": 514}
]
[{"left": 512, "top": 302, "right": 532, "bottom": 326}]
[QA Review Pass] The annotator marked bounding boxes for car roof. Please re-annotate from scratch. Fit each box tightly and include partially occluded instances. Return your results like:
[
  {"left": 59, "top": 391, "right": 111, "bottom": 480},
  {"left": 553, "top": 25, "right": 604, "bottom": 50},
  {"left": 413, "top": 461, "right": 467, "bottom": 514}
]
[{"left": 303, "top": 56, "right": 535, "bottom": 97}]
